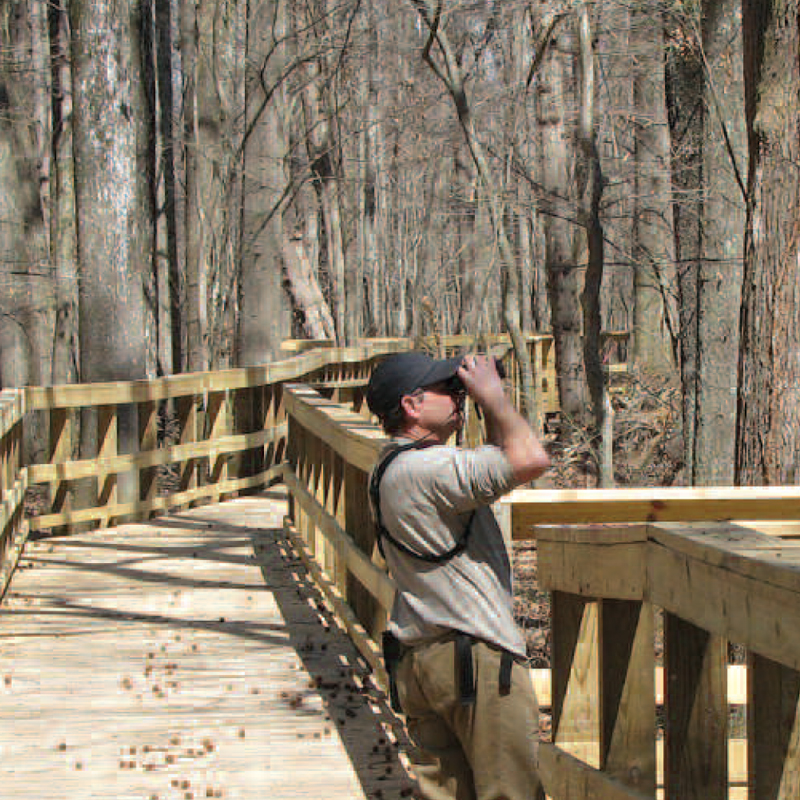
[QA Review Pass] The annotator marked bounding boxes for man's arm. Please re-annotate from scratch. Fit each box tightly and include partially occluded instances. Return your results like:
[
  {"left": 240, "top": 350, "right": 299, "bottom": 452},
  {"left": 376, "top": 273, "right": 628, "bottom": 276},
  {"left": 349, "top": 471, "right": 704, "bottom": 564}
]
[{"left": 457, "top": 355, "right": 550, "bottom": 485}]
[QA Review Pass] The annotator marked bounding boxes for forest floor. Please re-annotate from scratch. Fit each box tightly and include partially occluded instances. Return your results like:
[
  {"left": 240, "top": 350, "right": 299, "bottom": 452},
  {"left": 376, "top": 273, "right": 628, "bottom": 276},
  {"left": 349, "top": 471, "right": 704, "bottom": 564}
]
[{"left": 513, "top": 366, "right": 684, "bottom": 667}]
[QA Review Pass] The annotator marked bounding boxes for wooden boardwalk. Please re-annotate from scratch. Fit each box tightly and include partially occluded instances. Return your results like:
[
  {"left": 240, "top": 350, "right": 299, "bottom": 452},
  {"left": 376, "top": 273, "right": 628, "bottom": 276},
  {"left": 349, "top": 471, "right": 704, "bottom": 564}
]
[{"left": 0, "top": 489, "right": 414, "bottom": 800}]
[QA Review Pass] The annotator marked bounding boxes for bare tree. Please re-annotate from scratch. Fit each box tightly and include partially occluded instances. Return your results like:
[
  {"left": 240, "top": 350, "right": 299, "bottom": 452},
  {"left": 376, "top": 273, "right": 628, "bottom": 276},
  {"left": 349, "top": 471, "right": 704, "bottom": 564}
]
[
  {"left": 49, "top": 0, "right": 78, "bottom": 387},
  {"left": 0, "top": 0, "right": 52, "bottom": 399},
  {"left": 631, "top": 4, "right": 678, "bottom": 374},
  {"left": 736, "top": 0, "right": 800, "bottom": 486},
  {"left": 407, "top": 0, "right": 539, "bottom": 421}
]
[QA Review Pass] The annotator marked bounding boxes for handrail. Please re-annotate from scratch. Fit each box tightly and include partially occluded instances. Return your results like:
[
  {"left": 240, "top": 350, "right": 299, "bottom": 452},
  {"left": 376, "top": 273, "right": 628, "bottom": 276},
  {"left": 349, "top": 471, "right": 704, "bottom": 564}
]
[
  {"left": 279, "top": 380, "right": 800, "bottom": 800},
  {"left": 27, "top": 331, "right": 799, "bottom": 800},
  {"left": 18, "top": 334, "right": 558, "bottom": 537},
  {"left": 0, "top": 389, "right": 28, "bottom": 601}
]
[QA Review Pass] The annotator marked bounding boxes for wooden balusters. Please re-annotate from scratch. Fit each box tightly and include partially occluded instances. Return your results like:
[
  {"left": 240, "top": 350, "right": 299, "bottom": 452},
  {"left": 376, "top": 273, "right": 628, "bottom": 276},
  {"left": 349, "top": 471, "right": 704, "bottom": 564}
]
[
  {"left": 96, "top": 404, "right": 118, "bottom": 528},
  {"left": 663, "top": 618, "right": 727, "bottom": 800},
  {"left": 48, "top": 407, "right": 74, "bottom": 532},
  {"left": 748, "top": 653, "right": 800, "bottom": 800},
  {"left": 138, "top": 400, "right": 158, "bottom": 515},
  {"left": 599, "top": 599, "right": 656, "bottom": 795},
  {"left": 175, "top": 394, "right": 198, "bottom": 504}
]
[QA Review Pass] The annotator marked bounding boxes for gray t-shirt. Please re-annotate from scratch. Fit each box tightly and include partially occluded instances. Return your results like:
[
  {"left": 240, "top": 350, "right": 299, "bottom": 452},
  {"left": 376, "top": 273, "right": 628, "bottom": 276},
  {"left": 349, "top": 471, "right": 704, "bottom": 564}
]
[{"left": 375, "top": 440, "right": 527, "bottom": 659}]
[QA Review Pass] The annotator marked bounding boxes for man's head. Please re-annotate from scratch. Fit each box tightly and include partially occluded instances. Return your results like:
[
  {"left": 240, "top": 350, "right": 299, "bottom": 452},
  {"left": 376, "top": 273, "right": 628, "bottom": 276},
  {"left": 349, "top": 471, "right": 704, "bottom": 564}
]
[{"left": 366, "top": 351, "right": 465, "bottom": 437}]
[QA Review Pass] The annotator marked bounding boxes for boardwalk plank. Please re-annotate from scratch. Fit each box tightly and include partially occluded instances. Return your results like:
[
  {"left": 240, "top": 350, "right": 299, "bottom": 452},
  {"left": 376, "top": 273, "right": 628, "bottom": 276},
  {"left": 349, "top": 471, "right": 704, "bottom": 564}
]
[{"left": 0, "top": 490, "right": 413, "bottom": 800}]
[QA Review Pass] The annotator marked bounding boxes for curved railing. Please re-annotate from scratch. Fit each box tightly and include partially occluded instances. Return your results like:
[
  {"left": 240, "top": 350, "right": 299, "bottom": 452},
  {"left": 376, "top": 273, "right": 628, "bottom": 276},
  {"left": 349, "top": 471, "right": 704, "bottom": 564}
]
[{"left": 9, "top": 336, "right": 800, "bottom": 798}]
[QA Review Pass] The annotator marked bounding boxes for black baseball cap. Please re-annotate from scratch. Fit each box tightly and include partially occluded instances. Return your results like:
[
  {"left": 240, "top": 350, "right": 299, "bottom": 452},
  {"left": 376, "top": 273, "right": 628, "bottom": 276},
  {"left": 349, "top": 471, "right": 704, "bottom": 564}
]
[{"left": 366, "top": 351, "right": 463, "bottom": 418}]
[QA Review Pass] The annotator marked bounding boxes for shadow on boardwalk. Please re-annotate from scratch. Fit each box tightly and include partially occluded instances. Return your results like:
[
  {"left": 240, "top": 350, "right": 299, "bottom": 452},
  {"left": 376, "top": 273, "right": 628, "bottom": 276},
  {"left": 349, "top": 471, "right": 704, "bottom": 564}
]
[{"left": 1, "top": 488, "right": 416, "bottom": 800}]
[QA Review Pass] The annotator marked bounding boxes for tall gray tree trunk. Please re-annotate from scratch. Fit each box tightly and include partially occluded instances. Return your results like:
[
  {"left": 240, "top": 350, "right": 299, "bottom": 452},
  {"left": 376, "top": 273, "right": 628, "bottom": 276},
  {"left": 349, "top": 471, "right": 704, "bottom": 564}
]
[
  {"left": 49, "top": 0, "right": 79, "bottom": 387},
  {"left": 736, "top": 0, "right": 800, "bottom": 486},
  {"left": 70, "top": 0, "right": 155, "bottom": 383},
  {"left": 239, "top": 0, "right": 292, "bottom": 364},
  {"left": 538, "top": 25, "right": 591, "bottom": 425},
  {"left": 0, "top": 0, "right": 52, "bottom": 412},
  {"left": 70, "top": 0, "right": 156, "bottom": 513},
  {"left": 631, "top": 6, "right": 678, "bottom": 375},
  {"left": 693, "top": 0, "right": 745, "bottom": 485},
  {"left": 596, "top": 0, "right": 634, "bottom": 338}
]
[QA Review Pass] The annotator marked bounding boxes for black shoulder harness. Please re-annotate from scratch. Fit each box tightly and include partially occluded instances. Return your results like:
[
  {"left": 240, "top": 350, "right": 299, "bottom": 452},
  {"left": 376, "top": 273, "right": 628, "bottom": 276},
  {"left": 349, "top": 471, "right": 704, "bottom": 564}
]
[{"left": 369, "top": 440, "right": 476, "bottom": 563}]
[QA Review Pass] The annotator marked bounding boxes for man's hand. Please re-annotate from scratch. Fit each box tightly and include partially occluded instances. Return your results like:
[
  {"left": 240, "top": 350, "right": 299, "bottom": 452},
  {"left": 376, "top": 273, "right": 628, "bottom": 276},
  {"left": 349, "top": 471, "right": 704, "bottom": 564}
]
[
  {"left": 456, "top": 355, "right": 506, "bottom": 411},
  {"left": 457, "top": 353, "right": 550, "bottom": 485}
]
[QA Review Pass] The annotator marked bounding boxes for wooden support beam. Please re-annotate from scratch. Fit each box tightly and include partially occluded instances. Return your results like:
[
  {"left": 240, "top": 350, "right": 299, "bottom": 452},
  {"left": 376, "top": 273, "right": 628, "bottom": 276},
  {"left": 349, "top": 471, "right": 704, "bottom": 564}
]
[
  {"left": 600, "top": 600, "right": 656, "bottom": 796},
  {"left": 96, "top": 404, "right": 118, "bottom": 527},
  {"left": 26, "top": 465, "right": 284, "bottom": 532},
  {"left": 537, "top": 524, "right": 648, "bottom": 600},
  {"left": 551, "top": 592, "right": 600, "bottom": 767},
  {"left": 138, "top": 400, "right": 158, "bottom": 514},
  {"left": 748, "top": 653, "right": 800, "bottom": 800},
  {"left": 508, "top": 487, "right": 800, "bottom": 540},
  {"left": 663, "top": 616, "right": 727, "bottom": 800},
  {"left": 539, "top": 742, "right": 653, "bottom": 800}
]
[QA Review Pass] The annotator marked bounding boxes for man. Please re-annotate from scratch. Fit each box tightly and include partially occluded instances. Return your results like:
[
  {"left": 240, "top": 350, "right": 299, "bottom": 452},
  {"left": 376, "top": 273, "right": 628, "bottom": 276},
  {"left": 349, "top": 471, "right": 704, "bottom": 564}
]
[{"left": 366, "top": 350, "right": 550, "bottom": 800}]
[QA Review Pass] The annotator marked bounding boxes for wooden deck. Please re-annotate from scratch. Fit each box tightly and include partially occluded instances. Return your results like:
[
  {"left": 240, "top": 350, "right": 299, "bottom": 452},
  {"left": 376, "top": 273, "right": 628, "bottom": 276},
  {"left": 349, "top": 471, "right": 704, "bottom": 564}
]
[{"left": 0, "top": 488, "right": 414, "bottom": 799}]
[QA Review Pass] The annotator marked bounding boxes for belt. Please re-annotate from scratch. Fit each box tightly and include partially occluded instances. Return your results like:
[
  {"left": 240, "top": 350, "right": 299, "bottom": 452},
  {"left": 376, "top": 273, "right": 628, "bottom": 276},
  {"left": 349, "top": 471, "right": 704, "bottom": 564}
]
[{"left": 382, "top": 631, "right": 516, "bottom": 713}]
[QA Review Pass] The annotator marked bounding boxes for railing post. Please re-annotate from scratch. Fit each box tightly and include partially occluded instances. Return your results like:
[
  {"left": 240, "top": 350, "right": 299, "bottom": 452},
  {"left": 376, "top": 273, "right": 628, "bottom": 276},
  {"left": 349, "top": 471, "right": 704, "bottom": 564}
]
[
  {"left": 748, "top": 652, "right": 800, "bottom": 799},
  {"left": 207, "top": 389, "right": 232, "bottom": 499},
  {"left": 232, "top": 386, "right": 261, "bottom": 485},
  {"left": 663, "top": 616, "right": 727, "bottom": 800},
  {"left": 97, "top": 404, "right": 118, "bottom": 528},
  {"left": 176, "top": 394, "right": 198, "bottom": 506},
  {"left": 138, "top": 399, "right": 158, "bottom": 517},
  {"left": 267, "top": 383, "right": 286, "bottom": 468},
  {"left": 48, "top": 406, "right": 74, "bottom": 533},
  {"left": 551, "top": 591, "right": 600, "bottom": 766},
  {"left": 599, "top": 599, "right": 656, "bottom": 795}
]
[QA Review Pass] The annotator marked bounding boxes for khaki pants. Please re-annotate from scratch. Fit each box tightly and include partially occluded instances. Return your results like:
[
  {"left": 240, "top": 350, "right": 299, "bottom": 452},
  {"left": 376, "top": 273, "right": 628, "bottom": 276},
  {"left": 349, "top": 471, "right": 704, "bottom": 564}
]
[{"left": 396, "top": 637, "right": 542, "bottom": 800}]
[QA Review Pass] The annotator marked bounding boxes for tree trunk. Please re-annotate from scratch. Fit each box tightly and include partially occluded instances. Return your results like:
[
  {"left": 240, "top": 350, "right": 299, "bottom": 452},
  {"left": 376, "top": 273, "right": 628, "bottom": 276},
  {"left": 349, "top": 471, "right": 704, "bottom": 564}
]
[
  {"left": 239, "top": 0, "right": 292, "bottom": 364},
  {"left": 70, "top": 0, "right": 156, "bottom": 514},
  {"left": 596, "top": 0, "right": 634, "bottom": 339},
  {"left": 155, "top": 0, "right": 181, "bottom": 374},
  {"left": 49, "top": 0, "right": 79, "bottom": 388},
  {"left": 538, "top": 24, "right": 590, "bottom": 425},
  {"left": 736, "top": 0, "right": 800, "bottom": 485},
  {"left": 0, "top": 0, "right": 52, "bottom": 401},
  {"left": 70, "top": 0, "right": 155, "bottom": 383},
  {"left": 631, "top": 6, "right": 678, "bottom": 374},
  {"left": 666, "top": 15, "right": 703, "bottom": 482},
  {"left": 693, "top": 0, "right": 745, "bottom": 485}
]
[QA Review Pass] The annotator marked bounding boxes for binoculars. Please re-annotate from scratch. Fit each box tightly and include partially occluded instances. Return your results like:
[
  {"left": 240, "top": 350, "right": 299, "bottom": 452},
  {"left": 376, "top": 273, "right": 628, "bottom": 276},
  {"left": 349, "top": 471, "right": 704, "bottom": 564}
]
[{"left": 444, "top": 356, "right": 507, "bottom": 396}]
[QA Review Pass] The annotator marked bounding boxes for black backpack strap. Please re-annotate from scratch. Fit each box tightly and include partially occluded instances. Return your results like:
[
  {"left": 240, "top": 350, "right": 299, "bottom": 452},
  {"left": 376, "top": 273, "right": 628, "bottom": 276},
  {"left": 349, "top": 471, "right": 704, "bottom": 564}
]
[{"left": 369, "top": 441, "right": 476, "bottom": 564}]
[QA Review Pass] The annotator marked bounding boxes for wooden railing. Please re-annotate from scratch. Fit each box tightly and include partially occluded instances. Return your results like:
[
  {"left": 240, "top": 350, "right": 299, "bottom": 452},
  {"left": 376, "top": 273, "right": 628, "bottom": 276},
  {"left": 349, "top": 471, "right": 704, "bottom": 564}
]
[
  {"left": 281, "top": 379, "right": 800, "bottom": 800},
  {"left": 0, "top": 389, "right": 27, "bottom": 601},
  {"left": 16, "top": 335, "right": 800, "bottom": 798},
  {"left": 17, "top": 334, "right": 557, "bottom": 537}
]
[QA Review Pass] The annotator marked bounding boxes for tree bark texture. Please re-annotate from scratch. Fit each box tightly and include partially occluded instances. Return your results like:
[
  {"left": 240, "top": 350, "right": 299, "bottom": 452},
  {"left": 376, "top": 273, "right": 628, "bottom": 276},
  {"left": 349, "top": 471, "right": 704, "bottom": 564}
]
[
  {"left": 49, "top": 0, "right": 79, "bottom": 387},
  {"left": 239, "top": 0, "right": 292, "bottom": 364},
  {"left": 693, "top": 0, "right": 745, "bottom": 485},
  {"left": 0, "top": 0, "right": 52, "bottom": 394},
  {"left": 631, "top": 6, "right": 678, "bottom": 374},
  {"left": 537, "top": 23, "right": 591, "bottom": 425},
  {"left": 70, "top": 0, "right": 155, "bottom": 383},
  {"left": 736, "top": 0, "right": 800, "bottom": 485}
]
